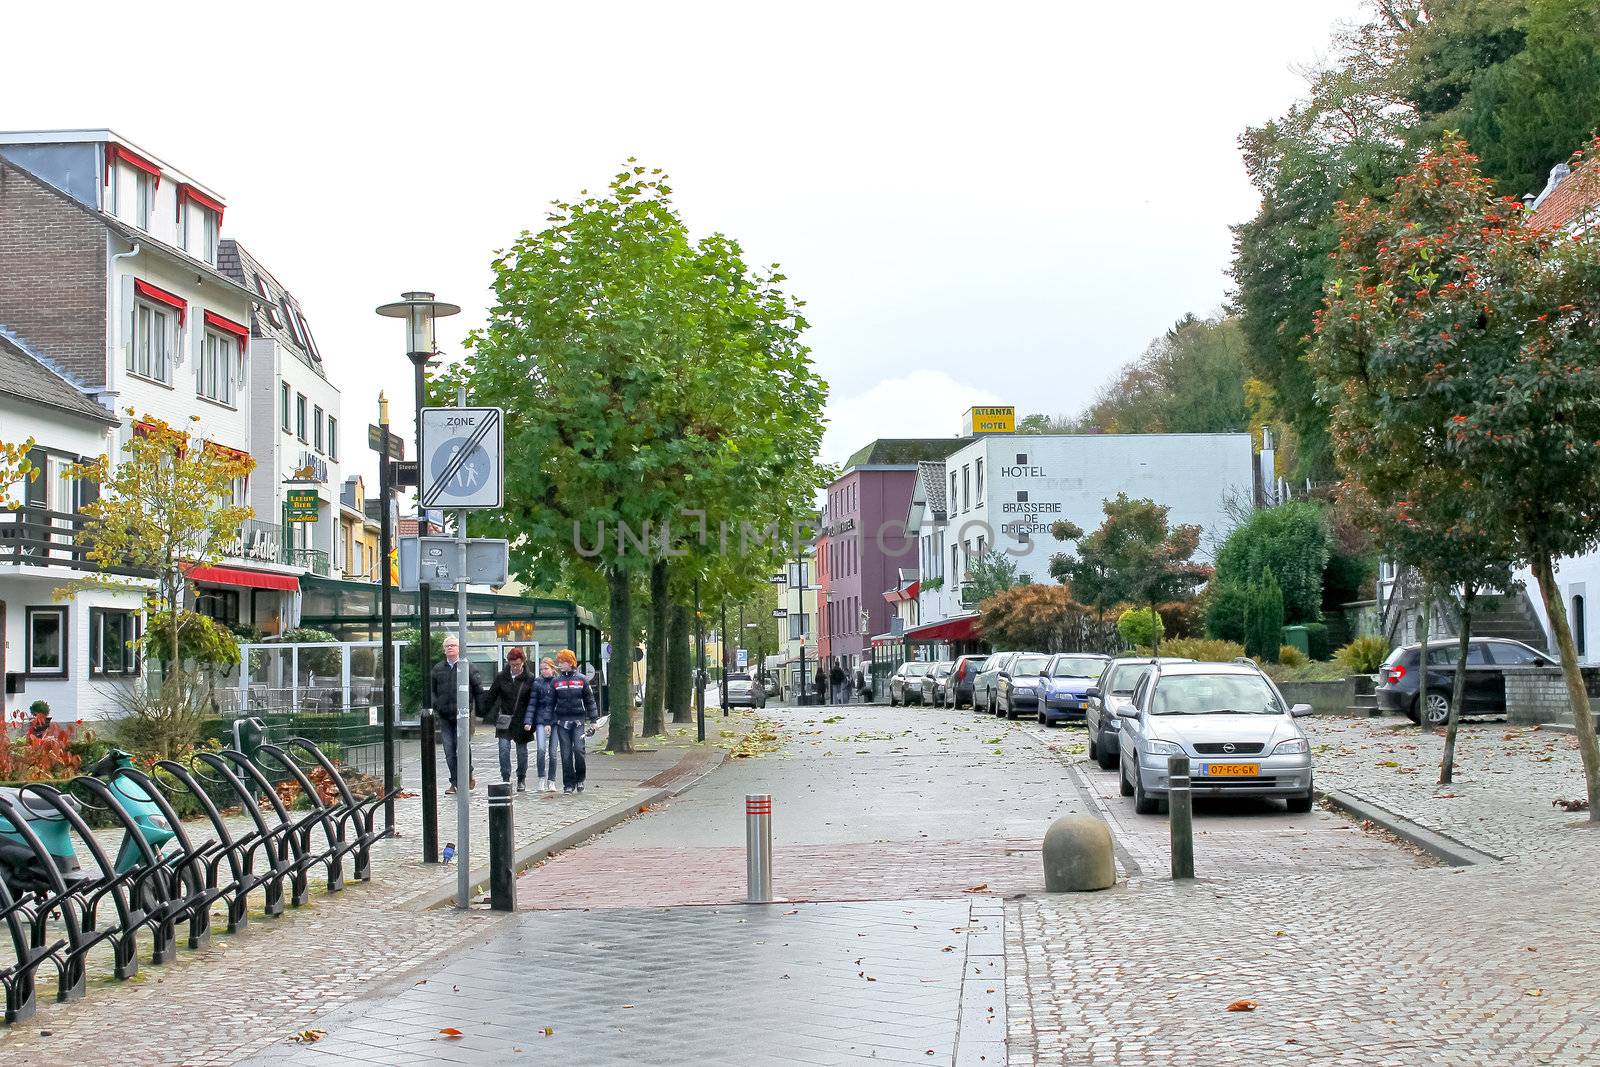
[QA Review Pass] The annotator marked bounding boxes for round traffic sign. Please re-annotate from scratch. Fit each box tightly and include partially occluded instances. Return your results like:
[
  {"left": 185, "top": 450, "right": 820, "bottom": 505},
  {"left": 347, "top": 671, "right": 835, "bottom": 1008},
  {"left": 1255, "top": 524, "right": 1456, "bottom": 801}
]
[{"left": 429, "top": 437, "right": 493, "bottom": 499}]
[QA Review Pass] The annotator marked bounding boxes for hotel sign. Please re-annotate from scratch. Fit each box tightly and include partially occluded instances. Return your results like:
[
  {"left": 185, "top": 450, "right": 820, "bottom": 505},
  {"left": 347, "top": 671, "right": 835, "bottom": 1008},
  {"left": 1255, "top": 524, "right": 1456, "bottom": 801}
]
[
  {"left": 285, "top": 489, "right": 320, "bottom": 522},
  {"left": 963, "top": 406, "right": 1015, "bottom": 435}
]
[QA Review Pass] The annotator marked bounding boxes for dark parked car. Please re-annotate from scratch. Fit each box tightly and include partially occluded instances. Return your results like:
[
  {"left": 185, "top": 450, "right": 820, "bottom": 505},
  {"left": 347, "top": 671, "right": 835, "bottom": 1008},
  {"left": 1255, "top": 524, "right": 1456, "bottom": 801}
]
[
  {"left": 971, "top": 652, "right": 1015, "bottom": 713},
  {"left": 996, "top": 653, "right": 1052, "bottom": 719},
  {"left": 1374, "top": 638, "right": 1555, "bottom": 725},
  {"left": 946, "top": 654, "right": 989, "bottom": 709},
  {"left": 1037, "top": 653, "right": 1112, "bottom": 725},
  {"left": 920, "top": 661, "right": 954, "bottom": 706},
  {"left": 1086, "top": 656, "right": 1194, "bottom": 769},
  {"left": 888, "top": 661, "right": 932, "bottom": 706}
]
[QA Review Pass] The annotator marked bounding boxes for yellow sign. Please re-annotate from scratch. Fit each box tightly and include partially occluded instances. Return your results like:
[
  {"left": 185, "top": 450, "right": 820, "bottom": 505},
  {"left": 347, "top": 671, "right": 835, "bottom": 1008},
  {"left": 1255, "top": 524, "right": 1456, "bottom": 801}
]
[{"left": 964, "top": 406, "right": 1015, "bottom": 435}]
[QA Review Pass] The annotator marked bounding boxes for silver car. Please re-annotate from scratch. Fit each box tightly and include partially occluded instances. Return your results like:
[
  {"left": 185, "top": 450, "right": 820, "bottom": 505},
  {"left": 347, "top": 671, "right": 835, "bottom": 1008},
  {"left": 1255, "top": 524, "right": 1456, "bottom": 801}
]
[
  {"left": 724, "top": 673, "right": 766, "bottom": 709},
  {"left": 920, "top": 661, "right": 954, "bottom": 706},
  {"left": 1116, "top": 661, "right": 1315, "bottom": 815},
  {"left": 1085, "top": 657, "right": 1193, "bottom": 769}
]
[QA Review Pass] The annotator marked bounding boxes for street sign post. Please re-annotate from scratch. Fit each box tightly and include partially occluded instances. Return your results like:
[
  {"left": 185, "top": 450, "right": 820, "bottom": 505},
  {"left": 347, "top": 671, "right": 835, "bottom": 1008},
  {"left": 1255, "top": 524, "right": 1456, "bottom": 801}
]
[
  {"left": 420, "top": 407, "right": 503, "bottom": 510},
  {"left": 736, "top": 648, "right": 749, "bottom": 670},
  {"left": 771, "top": 608, "right": 788, "bottom": 618},
  {"left": 368, "top": 423, "right": 405, "bottom": 461},
  {"left": 397, "top": 536, "right": 510, "bottom": 591}
]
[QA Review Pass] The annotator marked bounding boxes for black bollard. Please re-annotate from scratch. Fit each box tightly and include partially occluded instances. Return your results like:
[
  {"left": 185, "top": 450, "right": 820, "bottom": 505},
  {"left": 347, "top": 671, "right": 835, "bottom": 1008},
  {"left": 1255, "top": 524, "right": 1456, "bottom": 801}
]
[
  {"left": 488, "top": 782, "right": 515, "bottom": 912},
  {"left": 420, "top": 710, "right": 439, "bottom": 863},
  {"left": 1168, "top": 754, "right": 1194, "bottom": 880}
]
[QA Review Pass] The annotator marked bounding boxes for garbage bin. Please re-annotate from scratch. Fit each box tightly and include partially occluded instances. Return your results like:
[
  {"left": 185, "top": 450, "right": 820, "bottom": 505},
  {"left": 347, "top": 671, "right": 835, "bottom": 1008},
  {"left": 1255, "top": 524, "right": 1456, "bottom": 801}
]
[
  {"left": 1281, "top": 625, "right": 1310, "bottom": 658},
  {"left": 232, "top": 716, "right": 268, "bottom": 761}
]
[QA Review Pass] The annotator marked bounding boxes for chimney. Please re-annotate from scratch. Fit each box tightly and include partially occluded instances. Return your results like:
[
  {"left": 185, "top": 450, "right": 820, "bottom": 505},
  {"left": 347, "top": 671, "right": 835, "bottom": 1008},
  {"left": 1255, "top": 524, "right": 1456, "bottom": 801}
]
[{"left": 1530, "top": 162, "right": 1572, "bottom": 212}]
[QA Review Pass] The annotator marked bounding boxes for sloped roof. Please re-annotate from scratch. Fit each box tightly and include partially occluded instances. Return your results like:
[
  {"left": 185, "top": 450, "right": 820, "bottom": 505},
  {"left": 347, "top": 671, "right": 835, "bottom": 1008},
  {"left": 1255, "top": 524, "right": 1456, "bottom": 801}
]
[
  {"left": 0, "top": 325, "right": 118, "bottom": 425},
  {"left": 844, "top": 437, "right": 967, "bottom": 468},
  {"left": 917, "top": 460, "right": 947, "bottom": 518},
  {"left": 218, "top": 240, "right": 329, "bottom": 380},
  {"left": 1529, "top": 157, "right": 1599, "bottom": 234}
]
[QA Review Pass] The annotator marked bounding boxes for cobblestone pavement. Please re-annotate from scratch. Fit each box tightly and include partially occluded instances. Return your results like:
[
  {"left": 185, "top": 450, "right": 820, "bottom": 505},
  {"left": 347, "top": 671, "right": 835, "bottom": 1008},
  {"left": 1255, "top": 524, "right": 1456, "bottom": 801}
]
[
  {"left": 1002, "top": 713, "right": 1600, "bottom": 1066},
  {"left": 241, "top": 898, "right": 1008, "bottom": 1067},
  {"left": 0, "top": 718, "right": 743, "bottom": 1067}
]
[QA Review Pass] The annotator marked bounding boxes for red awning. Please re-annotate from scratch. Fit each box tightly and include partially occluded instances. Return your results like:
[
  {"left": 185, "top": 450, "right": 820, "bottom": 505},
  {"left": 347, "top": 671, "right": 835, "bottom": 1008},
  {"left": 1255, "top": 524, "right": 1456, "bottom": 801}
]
[
  {"left": 135, "top": 279, "right": 188, "bottom": 324},
  {"left": 106, "top": 143, "right": 162, "bottom": 186},
  {"left": 904, "top": 613, "right": 981, "bottom": 643},
  {"left": 203, "top": 310, "right": 250, "bottom": 348},
  {"left": 177, "top": 182, "right": 226, "bottom": 223},
  {"left": 187, "top": 565, "right": 298, "bottom": 592}
]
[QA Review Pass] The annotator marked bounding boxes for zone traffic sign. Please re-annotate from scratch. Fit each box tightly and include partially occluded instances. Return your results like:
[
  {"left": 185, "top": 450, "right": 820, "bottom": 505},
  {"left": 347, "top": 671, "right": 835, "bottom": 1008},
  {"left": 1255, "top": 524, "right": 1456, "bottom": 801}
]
[{"left": 420, "top": 407, "right": 504, "bottom": 510}]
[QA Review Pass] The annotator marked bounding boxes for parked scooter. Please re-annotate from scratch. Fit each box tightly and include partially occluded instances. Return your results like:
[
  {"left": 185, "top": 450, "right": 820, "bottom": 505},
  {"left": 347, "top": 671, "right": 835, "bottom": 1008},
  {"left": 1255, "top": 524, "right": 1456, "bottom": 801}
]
[
  {"left": 83, "top": 750, "right": 178, "bottom": 875},
  {"left": 0, "top": 786, "right": 90, "bottom": 895}
]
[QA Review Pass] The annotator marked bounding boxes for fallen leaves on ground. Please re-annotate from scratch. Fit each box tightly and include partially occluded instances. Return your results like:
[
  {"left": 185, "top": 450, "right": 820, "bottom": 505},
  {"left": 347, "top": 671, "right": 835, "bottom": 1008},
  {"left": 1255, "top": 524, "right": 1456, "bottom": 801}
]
[
  {"left": 1226, "top": 1000, "right": 1258, "bottom": 1012},
  {"left": 1554, "top": 798, "right": 1590, "bottom": 812},
  {"left": 1526, "top": 988, "right": 1545, "bottom": 997},
  {"left": 540, "top": 1027, "right": 555, "bottom": 1037},
  {"left": 961, "top": 883, "right": 989, "bottom": 893},
  {"left": 729, "top": 718, "right": 783, "bottom": 759},
  {"left": 290, "top": 1030, "right": 326, "bottom": 1044},
  {"left": 439, "top": 1028, "right": 464, "bottom": 1039}
]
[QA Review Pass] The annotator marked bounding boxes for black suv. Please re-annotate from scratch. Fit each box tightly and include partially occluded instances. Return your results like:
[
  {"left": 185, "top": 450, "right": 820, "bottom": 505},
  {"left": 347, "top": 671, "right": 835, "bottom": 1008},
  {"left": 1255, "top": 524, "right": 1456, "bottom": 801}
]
[{"left": 1374, "top": 638, "right": 1555, "bottom": 725}]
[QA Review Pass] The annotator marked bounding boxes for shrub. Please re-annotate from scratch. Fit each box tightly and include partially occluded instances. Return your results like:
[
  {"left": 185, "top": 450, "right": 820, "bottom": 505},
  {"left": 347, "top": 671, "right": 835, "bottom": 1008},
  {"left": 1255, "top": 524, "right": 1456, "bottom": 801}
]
[
  {"left": 1204, "top": 583, "right": 1250, "bottom": 643},
  {"left": 1278, "top": 644, "right": 1309, "bottom": 668},
  {"left": 1159, "top": 637, "right": 1246, "bottom": 662},
  {"left": 110, "top": 672, "right": 209, "bottom": 759},
  {"left": 1214, "top": 500, "right": 1329, "bottom": 623},
  {"left": 28, "top": 700, "right": 51, "bottom": 718},
  {"left": 1117, "top": 607, "right": 1165, "bottom": 649},
  {"left": 1245, "top": 573, "right": 1285, "bottom": 663},
  {"left": 1303, "top": 621, "right": 1331, "bottom": 661},
  {"left": 1156, "top": 600, "right": 1203, "bottom": 639},
  {"left": 1335, "top": 635, "right": 1390, "bottom": 674}
]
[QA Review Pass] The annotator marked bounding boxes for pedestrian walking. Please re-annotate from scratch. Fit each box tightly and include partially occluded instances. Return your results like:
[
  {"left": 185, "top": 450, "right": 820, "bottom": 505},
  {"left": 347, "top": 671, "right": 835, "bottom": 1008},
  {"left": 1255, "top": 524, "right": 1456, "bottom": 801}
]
[
  {"left": 529, "top": 657, "right": 559, "bottom": 792},
  {"left": 489, "top": 647, "right": 537, "bottom": 792},
  {"left": 551, "top": 648, "right": 602, "bottom": 794},
  {"left": 430, "top": 635, "right": 484, "bottom": 795},
  {"left": 830, "top": 661, "right": 846, "bottom": 705},
  {"left": 814, "top": 665, "right": 827, "bottom": 706},
  {"left": 854, "top": 667, "right": 869, "bottom": 704}
]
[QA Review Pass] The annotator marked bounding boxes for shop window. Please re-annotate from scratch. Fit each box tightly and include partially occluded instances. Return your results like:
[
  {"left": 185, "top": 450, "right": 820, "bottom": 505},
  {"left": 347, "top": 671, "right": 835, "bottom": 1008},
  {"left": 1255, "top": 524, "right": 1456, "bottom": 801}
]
[
  {"left": 90, "top": 608, "right": 141, "bottom": 676},
  {"left": 26, "top": 606, "right": 67, "bottom": 675},
  {"left": 195, "top": 589, "right": 240, "bottom": 628},
  {"left": 1575, "top": 595, "right": 1587, "bottom": 657}
]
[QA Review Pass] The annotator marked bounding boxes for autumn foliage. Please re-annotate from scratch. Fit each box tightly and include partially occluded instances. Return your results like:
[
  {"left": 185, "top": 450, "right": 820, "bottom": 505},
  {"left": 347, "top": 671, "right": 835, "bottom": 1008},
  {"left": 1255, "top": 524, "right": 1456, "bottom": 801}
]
[{"left": 978, "top": 584, "right": 1119, "bottom": 654}]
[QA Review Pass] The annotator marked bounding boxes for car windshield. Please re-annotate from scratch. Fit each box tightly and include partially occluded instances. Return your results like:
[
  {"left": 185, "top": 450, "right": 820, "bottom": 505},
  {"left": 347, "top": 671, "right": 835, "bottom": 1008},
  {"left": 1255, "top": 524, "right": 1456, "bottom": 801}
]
[
  {"left": 1150, "top": 674, "right": 1284, "bottom": 716},
  {"left": 1013, "top": 655, "right": 1049, "bottom": 675},
  {"left": 905, "top": 663, "right": 929, "bottom": 676},
  {"left": 1107, "top": 665, "right": 1147, "bottom": 695},
  {"left": 1050, "top": 657, "right": 1104, "bottom": 678},
  {"left": 932, "top": 662, "right": 952, "bottom": 675}
]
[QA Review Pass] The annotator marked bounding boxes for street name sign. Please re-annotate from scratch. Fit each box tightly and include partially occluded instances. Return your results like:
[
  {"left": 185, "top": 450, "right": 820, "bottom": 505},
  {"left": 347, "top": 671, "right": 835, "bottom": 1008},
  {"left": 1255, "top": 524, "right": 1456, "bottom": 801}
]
[{"left": 420, "top": 407, "right": 503, "bottom": 510}]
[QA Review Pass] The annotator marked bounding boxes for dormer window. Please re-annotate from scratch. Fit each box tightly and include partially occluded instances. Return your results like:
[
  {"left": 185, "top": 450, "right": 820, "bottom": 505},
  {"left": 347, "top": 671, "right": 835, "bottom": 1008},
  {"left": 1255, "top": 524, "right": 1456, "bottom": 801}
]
[
  {"left": 134, "top": 171, "right": 155, "bottom": 230},
  {"left": 177, "top": 184, "right": 226, "bottom": 266},
  {"left": 198, "top": 208, "right": 218, "bottom": 264}
]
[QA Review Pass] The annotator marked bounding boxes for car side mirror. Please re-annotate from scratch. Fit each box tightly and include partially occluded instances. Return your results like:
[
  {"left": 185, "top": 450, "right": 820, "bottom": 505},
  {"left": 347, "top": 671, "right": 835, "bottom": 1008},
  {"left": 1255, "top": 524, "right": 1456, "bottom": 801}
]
[
  {"left": 1084, "top": 687, "right": 1102, "bottom": 699},
  {"left": 1115, "top": 706, "right": 1138, "bottom": 719},
  {"left": 1289, "top": 703, "right": 1313, "bottom": 718}
]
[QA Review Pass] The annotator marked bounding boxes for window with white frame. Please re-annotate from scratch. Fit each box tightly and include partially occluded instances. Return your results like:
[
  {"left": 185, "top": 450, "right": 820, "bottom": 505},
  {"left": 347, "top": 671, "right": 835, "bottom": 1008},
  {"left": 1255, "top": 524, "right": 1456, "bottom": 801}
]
[
  {"left": 90, "top": 608, "right": 141, "bottom": 677},
  {"left": 134, "top": 171, "right": 155, "bottom": 230},
  {"left": 130, "top": 302, "right": 173, "bottom": 383},
  {"left": 296, "top": 394, "right": 308, "bottom": 441},
  {"left": 197, "top": 330, "right": 236, "bottom": 405},
  {"left": 26, "top": 606, "right": 67, "bottom": 676},
  {"left": 199, "top": 207, "right": 219, "bottom": 264},
  {"left": 280, "top": 381, "right": 291, "bottom": 432},
  {"left": 327, "top": 416, "right": 338, "bottom": 460}
]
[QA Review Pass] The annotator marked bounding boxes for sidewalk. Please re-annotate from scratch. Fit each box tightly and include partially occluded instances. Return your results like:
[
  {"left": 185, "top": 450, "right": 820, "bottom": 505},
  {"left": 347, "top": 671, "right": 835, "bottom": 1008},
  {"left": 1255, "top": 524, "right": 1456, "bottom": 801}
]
[{"left": 0, "top": 715, "right": 752, "bottom": 1067}]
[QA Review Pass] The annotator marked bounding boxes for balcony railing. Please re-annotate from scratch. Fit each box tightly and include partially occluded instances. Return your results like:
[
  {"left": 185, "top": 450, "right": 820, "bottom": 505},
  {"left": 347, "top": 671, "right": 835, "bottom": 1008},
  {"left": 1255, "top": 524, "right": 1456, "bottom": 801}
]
[
  {"left": 0, "top": 507, "right": 94, "bottom": 569},
  {"left": 222, "top": 518, "right": 284, "bottom": 566},
  {"left": 284, "top": 548, "right": 331, "bottom": 576}
]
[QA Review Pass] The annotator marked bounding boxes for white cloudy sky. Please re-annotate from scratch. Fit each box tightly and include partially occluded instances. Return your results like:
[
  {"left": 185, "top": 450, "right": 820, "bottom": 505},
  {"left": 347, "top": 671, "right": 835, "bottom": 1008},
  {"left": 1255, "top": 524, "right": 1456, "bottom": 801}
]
[{"left": 7, "top": 0, "right": 1365, "bottom": 477}]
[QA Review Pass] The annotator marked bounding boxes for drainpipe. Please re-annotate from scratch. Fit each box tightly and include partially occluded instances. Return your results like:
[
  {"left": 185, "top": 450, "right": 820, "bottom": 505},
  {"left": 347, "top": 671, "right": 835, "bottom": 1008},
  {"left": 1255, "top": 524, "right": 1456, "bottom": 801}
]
[{"left": 107, "top": 239, "right": 141, "bottom": 411}]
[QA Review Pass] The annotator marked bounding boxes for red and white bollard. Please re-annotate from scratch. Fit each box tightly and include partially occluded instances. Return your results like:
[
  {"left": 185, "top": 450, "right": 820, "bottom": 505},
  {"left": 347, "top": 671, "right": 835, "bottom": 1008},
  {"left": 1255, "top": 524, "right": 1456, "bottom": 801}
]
[{"left": 745, "top": 793, "right": 773, "bottom": 903}]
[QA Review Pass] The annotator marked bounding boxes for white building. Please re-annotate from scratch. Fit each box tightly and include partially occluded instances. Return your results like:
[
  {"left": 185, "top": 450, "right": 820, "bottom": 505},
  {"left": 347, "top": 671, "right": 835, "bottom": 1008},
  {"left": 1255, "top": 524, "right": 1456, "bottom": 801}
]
[
  {"left": 905, "top": 432, "right": 1256, "bottom": 654},
  {"left": 0, "top": 327, "right": 152, "bottom": 720}
]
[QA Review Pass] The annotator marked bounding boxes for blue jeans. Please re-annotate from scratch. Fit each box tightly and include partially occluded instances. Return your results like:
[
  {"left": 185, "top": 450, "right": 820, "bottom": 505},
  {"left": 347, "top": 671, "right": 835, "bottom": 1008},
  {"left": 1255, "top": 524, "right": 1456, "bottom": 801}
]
[
  {"left": 534, "top": 724, "right": 557, "bottom": 782},
  {"left": 439, "top": 714, "right": 471, "bottom": 787},
  {"left": 554, "top": 720, "right": 586, "bottom": 790},
  {"left": 497, "top": 736, "right": 529, "bottom": 783}
]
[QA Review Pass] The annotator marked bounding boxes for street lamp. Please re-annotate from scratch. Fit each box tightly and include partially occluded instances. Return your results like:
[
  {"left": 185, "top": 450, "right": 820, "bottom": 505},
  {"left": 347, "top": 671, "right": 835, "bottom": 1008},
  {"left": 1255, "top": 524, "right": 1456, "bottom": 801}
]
[{"left": 375, "top": 290, "right": 459, "bottom": 866}]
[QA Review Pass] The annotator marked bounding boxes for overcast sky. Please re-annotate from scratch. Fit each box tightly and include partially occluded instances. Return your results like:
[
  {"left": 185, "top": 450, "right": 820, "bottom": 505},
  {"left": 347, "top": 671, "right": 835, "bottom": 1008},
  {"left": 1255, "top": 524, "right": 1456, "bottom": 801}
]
[{"left": 8, "top": 0, "right": 1364, "bottom": 480}]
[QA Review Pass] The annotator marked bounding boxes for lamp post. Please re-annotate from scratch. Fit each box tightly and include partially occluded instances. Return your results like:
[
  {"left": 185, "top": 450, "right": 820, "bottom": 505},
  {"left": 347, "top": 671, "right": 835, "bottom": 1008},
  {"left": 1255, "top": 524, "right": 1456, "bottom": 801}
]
[
  {"left": 694, "top": 577, "right": 706, "bottom": 742},
  {"left": 377, "top": 392, "right": 397, "bottom": 836},
  {"left": 375, "top": 291, "right": 460, "bottom": 866}
]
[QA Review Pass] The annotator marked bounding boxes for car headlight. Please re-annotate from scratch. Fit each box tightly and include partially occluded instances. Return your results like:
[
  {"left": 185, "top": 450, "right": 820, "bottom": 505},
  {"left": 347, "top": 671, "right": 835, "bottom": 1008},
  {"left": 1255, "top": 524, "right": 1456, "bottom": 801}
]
[
  {"left": 1145, "top": 739, "right": 1183, "bottom": 756},
  {"left": 1273, "top": 738, "right": 1310, "bottom": 754}
]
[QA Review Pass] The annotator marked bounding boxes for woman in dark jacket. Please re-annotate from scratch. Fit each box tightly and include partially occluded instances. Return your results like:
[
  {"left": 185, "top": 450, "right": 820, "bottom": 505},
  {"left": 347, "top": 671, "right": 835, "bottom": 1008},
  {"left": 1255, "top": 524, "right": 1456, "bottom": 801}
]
[
  {"left": 529, "top": 657, "right": 559, "bottom": 793},
  {"left": 490, "top": 647, "right": 537, "bottom": 791}
]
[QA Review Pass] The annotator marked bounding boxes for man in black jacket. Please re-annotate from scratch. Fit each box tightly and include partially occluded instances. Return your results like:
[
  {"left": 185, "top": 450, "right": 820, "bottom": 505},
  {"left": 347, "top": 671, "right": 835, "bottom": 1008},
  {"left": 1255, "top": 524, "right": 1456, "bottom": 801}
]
[
  {"left": 488, "top": 647, "right": 537, "bottom": 792},
  {"left": 431, "top": 636, "right": 484, "bottom": 794}
]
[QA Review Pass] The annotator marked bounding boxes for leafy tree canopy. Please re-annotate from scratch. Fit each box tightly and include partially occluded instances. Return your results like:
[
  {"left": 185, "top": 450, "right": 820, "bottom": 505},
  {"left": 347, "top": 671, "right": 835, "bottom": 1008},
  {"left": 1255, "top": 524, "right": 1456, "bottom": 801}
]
[{"left": 1214, "top": 500, "right": 1331, "bottom": 624}]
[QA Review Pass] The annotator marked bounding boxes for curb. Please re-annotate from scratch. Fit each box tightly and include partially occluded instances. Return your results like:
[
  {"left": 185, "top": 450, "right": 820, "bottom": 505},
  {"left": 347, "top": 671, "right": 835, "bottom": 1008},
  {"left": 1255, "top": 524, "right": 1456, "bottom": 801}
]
[
  {"left": 408, "top": 747, "right": 729, "bottom": 911},
  {"left": 1318, "top": 787, "right": 1502, "bottom": 867}
]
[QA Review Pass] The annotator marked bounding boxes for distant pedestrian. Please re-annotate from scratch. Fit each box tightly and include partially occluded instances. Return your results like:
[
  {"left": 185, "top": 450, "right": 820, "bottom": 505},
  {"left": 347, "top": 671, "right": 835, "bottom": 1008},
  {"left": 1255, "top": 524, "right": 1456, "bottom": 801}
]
[
  {"left": 830, "top": 662, "right": 846, "bottom": 705},
  {"left": 528, "top": 657, "right": 559, "bottom": 792},
  {"left": 430, "top": 636, "right": 484, "bottom": 795},
  {"left": 814, "top": 666, "right": 827, "bottom": 705},
  {"left": 551, "top": 648, "right": 602, "bottom": 794},
  {"left": 854, "top": 667, "right": 868, "bottom": 704},
  {"left": 489, "top": 647, "right": 537, "bottom": 792}
]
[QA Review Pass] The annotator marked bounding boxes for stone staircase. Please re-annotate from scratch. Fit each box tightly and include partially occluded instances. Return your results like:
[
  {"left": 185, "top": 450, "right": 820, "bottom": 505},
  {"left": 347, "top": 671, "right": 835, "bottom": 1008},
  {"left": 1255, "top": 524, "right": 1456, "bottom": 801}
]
[{"left": 1470, "top": 590, "right": 1550, "bottom": 652}]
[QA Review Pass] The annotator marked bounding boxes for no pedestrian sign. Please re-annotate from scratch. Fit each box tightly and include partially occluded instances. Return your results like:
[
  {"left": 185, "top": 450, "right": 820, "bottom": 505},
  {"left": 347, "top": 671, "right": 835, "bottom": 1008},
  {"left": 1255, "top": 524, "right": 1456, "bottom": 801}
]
[{"left": 420, "top": 407, "right": 503, "bottom": 510}]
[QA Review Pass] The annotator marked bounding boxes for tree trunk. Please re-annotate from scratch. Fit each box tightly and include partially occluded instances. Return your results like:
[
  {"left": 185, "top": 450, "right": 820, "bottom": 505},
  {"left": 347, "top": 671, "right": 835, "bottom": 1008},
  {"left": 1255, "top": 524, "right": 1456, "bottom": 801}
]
[
  {"left": 644, "top": 559, "right": 669, "bottom": 736},
  {"left": 606, "top": 566, "right": 634, "bottom": 754},
  {"left": 1531, "top": 553, "right": 1600, "bottom": 820},
  {"left": 1150, "top": 600, "right": 1161, "bottom": 657},
  {"left": 1415, "top": 579, "right": 1431, "bottom": 733},
  {"left": 1440, "top": 583, "right": 1475, "bottom": 785},
  {"left": 668, "top": 602, "right": 692, "bottom": 723}
]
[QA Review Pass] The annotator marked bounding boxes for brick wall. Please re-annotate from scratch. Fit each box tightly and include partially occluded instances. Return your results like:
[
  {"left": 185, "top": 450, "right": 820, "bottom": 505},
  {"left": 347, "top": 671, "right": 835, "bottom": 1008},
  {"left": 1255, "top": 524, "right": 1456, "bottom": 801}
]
[
  {"left": 0, "top": 163, "right": 107, "bottom": 385},
  {"left": 1504, "top": 665, "right": 1600, "bottom": 724}
]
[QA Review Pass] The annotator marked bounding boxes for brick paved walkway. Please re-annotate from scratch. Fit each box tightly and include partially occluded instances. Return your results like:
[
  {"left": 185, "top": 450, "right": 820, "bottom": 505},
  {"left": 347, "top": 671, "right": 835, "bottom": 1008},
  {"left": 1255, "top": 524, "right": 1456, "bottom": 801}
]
[{"left": 0, "top": 718, "right": 747, "bottom": 1066}]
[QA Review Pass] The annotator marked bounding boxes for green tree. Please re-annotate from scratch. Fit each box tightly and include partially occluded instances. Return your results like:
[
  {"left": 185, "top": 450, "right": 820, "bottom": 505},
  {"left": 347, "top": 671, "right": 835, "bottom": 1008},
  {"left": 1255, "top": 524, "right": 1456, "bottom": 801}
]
[
  {"left": 1117, "top": 606, "right": 1164, "bottom": 650},
  {"left": 0, "top": 436, "right": 36, "bottom": 505},
  {"left": 965, "top": 549, "right": 1024, "bottom": 606},
  {"left": 453, "top": 164, "right": 825, "bottom": 751},
  {"left": 1246, "top": 572, "right": 1285, "bottom": 663},
  {"left": 1049, "top": 494, "right": 1210, "bottom": 656},
  {"left": 1311, "top": 134, "right": 1600, "bottom": 812},
  {"left": 1213, "top": 500, "right": 1330, "bottom": 624},
  {"left": 1074, "top": 315, "right": 1254, "bottom": 435}
]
